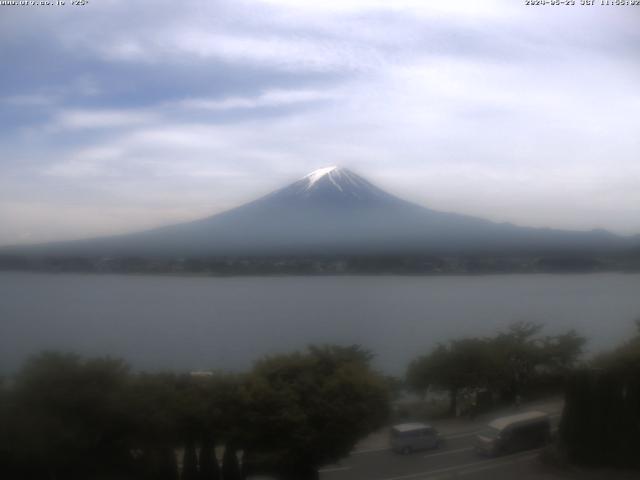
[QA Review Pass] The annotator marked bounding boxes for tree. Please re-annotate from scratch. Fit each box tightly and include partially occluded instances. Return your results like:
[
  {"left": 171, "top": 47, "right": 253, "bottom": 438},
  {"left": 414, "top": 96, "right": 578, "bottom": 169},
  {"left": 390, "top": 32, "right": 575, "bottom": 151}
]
[
  {"left": 182, "top": 439, "right": 199, "bottom": 480},
  {"left": 198, "top": 437, "right": 220, "bottom": 480},
  {"left": 407, "top": 322, "right": 587, "bottom": 413},
  {"left": 240, "top": 345, "right": 389, "bottom": 480},
  {"left": 199, "top": 374, "right": 245, "bottom": 452},
  {"left": 540, "top": 329, "right": 586, "bottom": 373},
  {"left": 406, "top": 339, "right": 495, "bottom": 415},
  {"left": 491, "top": 321, "right": 545, "bottom": 401},
  {"left": 0, "top": 376, "right": 20, "bottom": 479},
  {"left": 221, "top": 444, "right": 241, "bottom": 480},
  {"left": 594, "top": 319, "right": 640, "bottom": 373},
  {"left": 5, "top": 352, "right": 134, "bottom": 479},
  {"left": 406, "top": 356, "right": 432, "bottom": 399},
  {"left": 560, "top": 332, "right": 640, "bottom": 470},
  {"left": 491, "top": 322, "right": 587, "bottom": 400},
  {"left": 152, "top": 446, "right": 179, "bottom": 480},
  {"left": 126, "top": 373, "right": 184, "bottom": 480}
]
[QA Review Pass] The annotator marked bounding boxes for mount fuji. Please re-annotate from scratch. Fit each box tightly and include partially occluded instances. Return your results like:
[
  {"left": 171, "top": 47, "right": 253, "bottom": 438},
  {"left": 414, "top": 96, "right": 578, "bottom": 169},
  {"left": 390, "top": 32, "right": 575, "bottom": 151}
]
[{"left": 3, "top": 166, "right": 635, "bottom": 258}]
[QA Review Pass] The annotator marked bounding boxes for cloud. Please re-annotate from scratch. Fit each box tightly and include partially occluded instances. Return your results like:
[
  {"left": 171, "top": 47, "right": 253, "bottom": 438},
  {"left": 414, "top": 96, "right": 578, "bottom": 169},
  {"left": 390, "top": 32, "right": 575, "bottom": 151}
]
[
  {"left": 254, "top": 0, "right": 517, "bottom": 20},
  {"left": 53, "top": 109, "right": 159, "bottom": 130},
  {"left": 2, "top": 93, "right": 58, "bottom": 107},
  {"left": 97, "top": 29, "right": 386, "bottom": 73},
  {"left": 176, "top": 88, "right": 341, "bottom": 111}
]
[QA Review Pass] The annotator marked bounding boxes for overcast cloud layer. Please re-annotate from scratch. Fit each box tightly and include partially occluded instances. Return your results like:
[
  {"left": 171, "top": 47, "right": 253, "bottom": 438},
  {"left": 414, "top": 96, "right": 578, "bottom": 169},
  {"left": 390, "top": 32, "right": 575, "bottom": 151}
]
[{"left": 1, "top": 0, "right": 639, "bottom": 246}]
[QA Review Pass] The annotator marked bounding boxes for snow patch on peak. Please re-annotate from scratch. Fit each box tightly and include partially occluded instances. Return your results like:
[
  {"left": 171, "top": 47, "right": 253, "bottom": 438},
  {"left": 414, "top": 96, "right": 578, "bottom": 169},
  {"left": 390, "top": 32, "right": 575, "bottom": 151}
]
[
  {"left": 288, "top": 165, "right": 387, "bottom": 200},
  {"left": 304, "top": 166, "right": 339, "bottom": 188}
]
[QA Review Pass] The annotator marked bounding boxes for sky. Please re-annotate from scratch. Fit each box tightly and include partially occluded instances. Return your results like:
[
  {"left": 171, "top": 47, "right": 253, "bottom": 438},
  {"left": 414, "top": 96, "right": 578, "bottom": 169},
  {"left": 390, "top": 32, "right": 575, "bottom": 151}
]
[{"left": 1, "top": 0, "right": 639, "bottom": 246}]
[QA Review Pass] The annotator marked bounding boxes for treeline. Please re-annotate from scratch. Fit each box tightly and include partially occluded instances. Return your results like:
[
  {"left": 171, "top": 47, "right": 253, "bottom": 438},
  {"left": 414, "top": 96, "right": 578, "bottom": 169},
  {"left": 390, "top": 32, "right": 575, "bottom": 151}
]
[
  {"left": 405, "top": 322, "right": 586, "bottom": 415},
  {"left": 0, "top": 345, "right": 389, "bottom": 480},
  {"left": 2, "top": 253, "right": 639, "bottom": 275}
]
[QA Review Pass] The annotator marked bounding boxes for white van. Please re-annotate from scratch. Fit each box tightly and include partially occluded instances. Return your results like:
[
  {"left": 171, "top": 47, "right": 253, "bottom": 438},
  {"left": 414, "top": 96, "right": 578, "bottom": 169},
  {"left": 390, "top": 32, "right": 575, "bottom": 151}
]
[
  {"left": 474, "top": 411, "right": 551, "bottom": 456},
  {"left": 390, "top": 423, "right": 442, "bottom": 454}
]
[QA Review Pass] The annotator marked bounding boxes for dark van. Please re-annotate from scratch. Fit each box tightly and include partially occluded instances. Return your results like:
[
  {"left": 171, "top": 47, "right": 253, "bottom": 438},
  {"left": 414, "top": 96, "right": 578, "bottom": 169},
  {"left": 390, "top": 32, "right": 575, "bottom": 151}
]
[{"left": 474, "top": 411, "right": 551, "bottom": 456}]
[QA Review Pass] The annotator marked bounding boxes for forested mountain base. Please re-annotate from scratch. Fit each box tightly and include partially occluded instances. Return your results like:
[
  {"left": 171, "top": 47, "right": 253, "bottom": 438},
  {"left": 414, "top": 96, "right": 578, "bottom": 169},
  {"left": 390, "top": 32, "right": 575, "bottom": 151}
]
[{"left": 2, "top": 253, "right": 640, "bottom": 275}]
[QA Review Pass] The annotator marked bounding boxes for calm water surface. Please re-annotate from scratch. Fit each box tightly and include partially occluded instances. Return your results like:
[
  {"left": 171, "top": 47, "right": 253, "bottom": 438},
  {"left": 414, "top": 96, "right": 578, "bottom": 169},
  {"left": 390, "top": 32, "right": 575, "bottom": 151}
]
[{"left": 1, "top": 272, "right": 639, "bottom": 375}]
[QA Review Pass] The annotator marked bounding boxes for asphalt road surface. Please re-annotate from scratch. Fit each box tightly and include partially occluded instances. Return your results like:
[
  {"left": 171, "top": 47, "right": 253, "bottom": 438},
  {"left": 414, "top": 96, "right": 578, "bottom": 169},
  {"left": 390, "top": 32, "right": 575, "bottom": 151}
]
[{"left": 319, "top": 427, "right": 553, "bottom": 480}]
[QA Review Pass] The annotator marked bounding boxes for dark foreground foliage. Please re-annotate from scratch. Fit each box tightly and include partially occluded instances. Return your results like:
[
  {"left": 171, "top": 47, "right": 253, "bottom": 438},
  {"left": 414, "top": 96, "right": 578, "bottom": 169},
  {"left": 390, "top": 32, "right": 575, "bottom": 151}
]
[
  {"left": 0, "top": 345, "right": 389, "bottom": 480},
  {"left": 559, "top": 322, "right": 640, "bottom": 469}
]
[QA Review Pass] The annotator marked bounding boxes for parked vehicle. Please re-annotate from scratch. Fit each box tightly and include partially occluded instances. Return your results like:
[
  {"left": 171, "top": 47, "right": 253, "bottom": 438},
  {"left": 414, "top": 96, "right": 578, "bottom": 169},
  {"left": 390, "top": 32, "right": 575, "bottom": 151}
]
[
  {"left": 474, "top": 411, "right": 551, "bottom": 456},
  {"left": 390, "top": 422, "right": 442, "bottom": 454}
]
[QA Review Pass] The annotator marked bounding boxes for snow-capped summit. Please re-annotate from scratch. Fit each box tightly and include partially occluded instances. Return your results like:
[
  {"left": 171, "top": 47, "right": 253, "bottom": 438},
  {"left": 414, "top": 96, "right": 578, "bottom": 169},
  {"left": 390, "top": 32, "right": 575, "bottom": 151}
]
[
  {"left": 268, "top": 166, "right": 394, "bottom": 206},
  {"left": 301, "top": 166, "right": 371, "bottom": 192},
  {"left": 304, "top": 166, "right": 340, "bottom": 188}
]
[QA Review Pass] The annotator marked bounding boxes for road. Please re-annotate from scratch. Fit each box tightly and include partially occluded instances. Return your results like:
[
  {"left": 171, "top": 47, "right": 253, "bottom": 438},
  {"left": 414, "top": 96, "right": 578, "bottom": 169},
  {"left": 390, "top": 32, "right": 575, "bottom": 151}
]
[{"left": 320, "top": 415, "right": 562, "bottom": 480}]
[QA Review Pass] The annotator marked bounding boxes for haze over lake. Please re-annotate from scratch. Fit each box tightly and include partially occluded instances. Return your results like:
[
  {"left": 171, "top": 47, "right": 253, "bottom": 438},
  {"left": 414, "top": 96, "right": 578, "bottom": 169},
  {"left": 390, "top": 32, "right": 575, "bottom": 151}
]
[{"left": 2, "top": 272, "right": 639, "bottom": 376}]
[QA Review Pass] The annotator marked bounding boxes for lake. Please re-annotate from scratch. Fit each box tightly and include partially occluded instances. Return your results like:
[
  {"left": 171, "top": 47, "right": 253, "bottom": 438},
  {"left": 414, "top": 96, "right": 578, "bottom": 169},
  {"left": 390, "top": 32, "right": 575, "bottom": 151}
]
[{"left": 1, "top": 272, "right": 639, "bottom": 375}]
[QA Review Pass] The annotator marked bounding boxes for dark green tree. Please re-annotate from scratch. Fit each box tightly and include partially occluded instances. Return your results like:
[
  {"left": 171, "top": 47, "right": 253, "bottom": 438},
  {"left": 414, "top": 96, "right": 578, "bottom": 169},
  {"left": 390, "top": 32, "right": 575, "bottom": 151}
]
[
  {"left": 182, "top": 439, "right": 199, "bottom": 480},
  {"left": 6, "top": 352, "right": 133, "bottom": 479},
  {"left": 594, "top": 319, "right": 640, "bottom": 373},
  {"left": 221, "top": 444, "right": 241, "bottom": 480},
  {"left": 406, "top": 339, "right": 495, "bottom": 415},
  {"left": 540, "top": 329, "right": 586, "bottom": 372},
  {"left": 153, "top": 446, "right": 180, "bottom": 480},
  {"left": 560, "top": 365, "right": 640, "bottom": 468},
  {"left": 491, "top": 322, "right": 586, "bottom": 400},
  {"left": 407, "top": 322, "right": 587, "bottom": 413},
  {"left": 198, "top": 437, "right": 220, "bottom": 480},
  {"left": 491, "top": 321, "right": 545, "bottom": 401},
  {"left": 406, "top": 356, "right": 432, "bottom": 399},
  {"left": 566, "top": 319, "right": 640, "bottom": 467},
  {"left": 126, "top": 373, "right": 183, "bottom": 480},
  {"left": 0, "top": 376, "right": 22, "bottom": 479},
  {"left": 240, "top": 345, "right": 389, "bottom": 480},
  {"left": 200, "top": 374, "right": 245, "bottom": 451}
]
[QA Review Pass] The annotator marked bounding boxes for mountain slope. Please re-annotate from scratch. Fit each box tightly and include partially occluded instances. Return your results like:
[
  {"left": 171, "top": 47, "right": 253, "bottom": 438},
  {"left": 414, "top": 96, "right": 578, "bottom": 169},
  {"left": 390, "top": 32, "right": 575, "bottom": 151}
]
[{"left": 3, "top": 167, "right": 636, "bottom": 257}]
